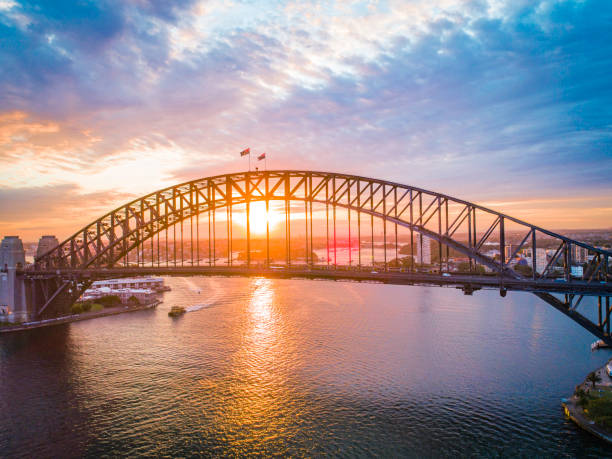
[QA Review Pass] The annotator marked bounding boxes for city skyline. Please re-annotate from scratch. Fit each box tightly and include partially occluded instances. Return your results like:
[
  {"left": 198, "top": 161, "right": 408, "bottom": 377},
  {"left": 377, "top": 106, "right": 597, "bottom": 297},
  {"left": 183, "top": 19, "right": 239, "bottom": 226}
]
[{"left": 1, "top": 0, "right": 611, "bottom": 240}]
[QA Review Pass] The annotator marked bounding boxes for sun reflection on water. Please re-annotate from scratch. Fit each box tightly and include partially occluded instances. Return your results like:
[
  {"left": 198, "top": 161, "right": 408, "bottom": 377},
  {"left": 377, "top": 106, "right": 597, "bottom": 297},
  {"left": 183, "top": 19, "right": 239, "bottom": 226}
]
[
  {"left": 247, "top": 277, "right": 277, "bottom": 348},
  {"left": 214, "top": 277, "right": 301, "bottom": 451}
]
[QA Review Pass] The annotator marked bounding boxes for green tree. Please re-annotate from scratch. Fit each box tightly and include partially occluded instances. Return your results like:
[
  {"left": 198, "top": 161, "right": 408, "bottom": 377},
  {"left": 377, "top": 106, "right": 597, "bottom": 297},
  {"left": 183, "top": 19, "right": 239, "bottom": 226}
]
[
  {"left": 98, "top": 295, "right": 121, "bottom": 307},
  {"left": 574, "top": 387, "right": 589, "bottom": 406},
  {"left": 586, "top": 371, "right": 602, "bottom": 389},
  {"left": 127, "top": 295, "right": 140, "bottom": 306},
  {"left": 71, "top": 303, "right": 83, "bottom": 314}
]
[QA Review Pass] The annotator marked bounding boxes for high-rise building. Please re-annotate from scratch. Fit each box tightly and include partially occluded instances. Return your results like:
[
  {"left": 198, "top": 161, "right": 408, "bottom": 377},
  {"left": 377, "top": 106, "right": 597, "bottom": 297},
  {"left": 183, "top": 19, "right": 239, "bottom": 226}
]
[
  {"left": 417, "top": 234, "right": 432, "bottom": 265},
  {"left": 535, "top": 248, "right": 548, "bottom": 274},
  {"left": 571, "top": 244, "right": 588, "bottom": 264},
  {"left": 504, "top": 244, "right": 518, "bottom": 260},
  {"left": 524, "top": 247, "right": 549, "bottom": 273}
]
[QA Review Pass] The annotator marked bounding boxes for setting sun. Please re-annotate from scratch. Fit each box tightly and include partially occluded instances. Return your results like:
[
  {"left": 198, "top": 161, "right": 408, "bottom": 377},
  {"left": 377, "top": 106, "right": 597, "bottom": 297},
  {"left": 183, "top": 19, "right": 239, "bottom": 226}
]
[{"left": 238, "top": 201, "right": 280, "bottom": 235}]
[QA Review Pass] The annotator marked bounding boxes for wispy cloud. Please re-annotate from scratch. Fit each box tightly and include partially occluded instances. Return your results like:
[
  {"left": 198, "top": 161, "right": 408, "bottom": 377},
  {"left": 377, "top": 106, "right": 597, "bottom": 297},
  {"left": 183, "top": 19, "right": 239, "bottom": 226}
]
[{"left": 0, "top": 0, "right": 611, "bottom": 238}]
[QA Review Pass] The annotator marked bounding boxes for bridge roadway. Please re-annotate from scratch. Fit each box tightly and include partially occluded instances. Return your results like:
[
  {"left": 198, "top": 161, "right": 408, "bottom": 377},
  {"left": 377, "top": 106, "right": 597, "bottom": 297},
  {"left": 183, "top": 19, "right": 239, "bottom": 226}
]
[{"left": 27, "top": 266, "right": 612, "bottom": 297}]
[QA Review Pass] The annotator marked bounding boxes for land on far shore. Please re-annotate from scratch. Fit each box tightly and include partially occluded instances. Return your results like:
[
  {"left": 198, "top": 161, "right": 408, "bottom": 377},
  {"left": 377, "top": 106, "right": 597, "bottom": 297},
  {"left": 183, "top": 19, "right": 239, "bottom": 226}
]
[
  {"left": 563, "top": 360, "right": 612, "bottom": 444},
  {"left": 0, "top": 300, "right": 160, "bottom": 334}
]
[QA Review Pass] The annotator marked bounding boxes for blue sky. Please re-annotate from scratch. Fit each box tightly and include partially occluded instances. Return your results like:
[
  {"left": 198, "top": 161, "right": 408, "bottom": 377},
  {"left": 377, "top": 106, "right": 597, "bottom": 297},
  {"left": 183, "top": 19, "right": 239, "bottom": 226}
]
[{"left": 0, "top": 0, "right": 610, "bottom": 238}]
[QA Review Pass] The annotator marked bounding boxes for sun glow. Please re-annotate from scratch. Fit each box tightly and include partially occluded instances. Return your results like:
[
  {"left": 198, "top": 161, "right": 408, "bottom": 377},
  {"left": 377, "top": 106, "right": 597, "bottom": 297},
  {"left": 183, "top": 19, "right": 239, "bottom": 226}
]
[{"left": 238, "top": 201, "right": 280, "bottom": 235}]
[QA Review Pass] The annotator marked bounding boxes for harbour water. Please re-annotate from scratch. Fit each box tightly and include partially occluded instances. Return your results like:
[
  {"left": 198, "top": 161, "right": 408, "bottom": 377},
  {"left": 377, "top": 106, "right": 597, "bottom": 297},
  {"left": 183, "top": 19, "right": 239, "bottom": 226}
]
[{"left": 1, "top": 277, "right": 611, "bottom": 457}]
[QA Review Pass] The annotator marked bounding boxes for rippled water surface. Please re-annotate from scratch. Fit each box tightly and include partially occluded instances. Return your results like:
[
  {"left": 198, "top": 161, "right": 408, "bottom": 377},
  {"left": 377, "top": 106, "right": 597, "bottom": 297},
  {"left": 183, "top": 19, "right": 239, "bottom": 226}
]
[{"left": 1, "top": 277, "right": 612, "bottom": 457}]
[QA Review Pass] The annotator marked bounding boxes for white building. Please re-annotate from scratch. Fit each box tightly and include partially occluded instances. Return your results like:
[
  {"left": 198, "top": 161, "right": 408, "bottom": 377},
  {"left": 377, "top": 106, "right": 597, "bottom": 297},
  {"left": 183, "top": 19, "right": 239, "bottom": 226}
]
[
  {"left": 524, "top": 248, "right": 548, "bottom": 274},
  {"left": 81, "top": 277, "right": 165, "bottom": 306},
  {"left": 82, "top": 286, "right": 155, "bottom": 304},
  {"left": 91, "top": 277, "right": 165, "bottom": 291},
  {"left": 571, "top": 245, "right": 588, "bottom": 264},
  {"left": 504, "top": 244, "right": 519, "bottom": 260},
  {"left": 535, "top": 248, "right": 548, "bottom": 273},
  {"left": 416, "top": 235, "right": 432, "bottom": 265}
]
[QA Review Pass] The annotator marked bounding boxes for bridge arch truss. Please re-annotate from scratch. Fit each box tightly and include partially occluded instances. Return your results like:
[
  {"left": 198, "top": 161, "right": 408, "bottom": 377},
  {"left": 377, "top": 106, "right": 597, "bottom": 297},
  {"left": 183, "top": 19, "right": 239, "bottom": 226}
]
[{"left": 30, "top": 171, "right": 612, "bottom": 341}]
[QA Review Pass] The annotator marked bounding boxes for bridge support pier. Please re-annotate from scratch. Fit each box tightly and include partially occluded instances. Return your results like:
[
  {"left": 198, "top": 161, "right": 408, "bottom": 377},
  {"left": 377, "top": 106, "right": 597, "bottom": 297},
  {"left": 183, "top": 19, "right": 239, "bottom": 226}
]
[
  {"left": 2, "top": 235, "right": 86, "bottom": 324},
  {"left": 1, "top": 236, "right": 29, "bottom": 323}
]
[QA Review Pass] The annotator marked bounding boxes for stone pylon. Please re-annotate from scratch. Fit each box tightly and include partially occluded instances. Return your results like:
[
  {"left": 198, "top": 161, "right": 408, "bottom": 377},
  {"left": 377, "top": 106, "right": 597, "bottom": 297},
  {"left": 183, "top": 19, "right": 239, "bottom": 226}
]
[
  {"left": 36, "top": 235, "right": 59, "bottom": 260},
  {"left": 0, "top": 236, "right": 28, "bottom": 323}
]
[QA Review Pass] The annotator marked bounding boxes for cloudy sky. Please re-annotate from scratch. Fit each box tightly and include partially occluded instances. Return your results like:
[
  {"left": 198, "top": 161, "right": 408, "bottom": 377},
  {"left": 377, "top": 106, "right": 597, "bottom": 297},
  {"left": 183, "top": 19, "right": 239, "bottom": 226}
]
[{"left": 0, "top": 0, "right": 611, "bottom": 240}]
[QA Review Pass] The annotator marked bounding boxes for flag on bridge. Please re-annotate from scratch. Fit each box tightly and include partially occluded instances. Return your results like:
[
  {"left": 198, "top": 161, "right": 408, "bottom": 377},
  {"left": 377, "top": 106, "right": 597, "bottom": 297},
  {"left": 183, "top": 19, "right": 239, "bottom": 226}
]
[
  {"left": 257, "top": 153, "right": 266, "bottom": 161},
  {"left": 240, "top": 148, "right": 250, "bottom": 157}
]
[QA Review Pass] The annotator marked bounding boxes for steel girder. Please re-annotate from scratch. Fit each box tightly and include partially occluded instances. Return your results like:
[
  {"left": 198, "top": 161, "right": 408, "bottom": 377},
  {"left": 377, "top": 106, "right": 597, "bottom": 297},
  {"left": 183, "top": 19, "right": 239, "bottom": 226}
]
[
  {"left": 31, "top": 170, "right": 611, "bottom": 277},
  {"left": 27, "top": 170, "right": 612, "bottom": 340}
]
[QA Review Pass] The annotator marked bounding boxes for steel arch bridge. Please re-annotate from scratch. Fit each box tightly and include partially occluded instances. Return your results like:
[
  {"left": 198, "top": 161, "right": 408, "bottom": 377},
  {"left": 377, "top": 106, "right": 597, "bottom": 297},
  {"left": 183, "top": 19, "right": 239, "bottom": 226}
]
[{"left": 26, "top": 170, "right": 612, "bottom": 343}]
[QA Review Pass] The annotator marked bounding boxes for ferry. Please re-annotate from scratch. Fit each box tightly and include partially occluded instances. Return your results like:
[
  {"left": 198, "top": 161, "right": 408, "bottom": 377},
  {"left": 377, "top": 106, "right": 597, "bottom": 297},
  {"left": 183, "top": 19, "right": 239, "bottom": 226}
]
[
  {"left": 590, "top": 339, "right": 611, "bottom": 351},
  {"left": 168, "top": 306, "right": 186, "bottom": 318}
]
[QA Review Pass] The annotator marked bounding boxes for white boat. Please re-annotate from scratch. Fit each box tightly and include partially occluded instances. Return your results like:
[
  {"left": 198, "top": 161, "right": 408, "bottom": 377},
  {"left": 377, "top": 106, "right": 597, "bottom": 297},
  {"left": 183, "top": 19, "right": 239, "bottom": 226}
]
[
  {"left": 590, "top": 339, "right": 610, "bottom": 351},
  {"left": 607, "top": 362, "right": 612, "bottom": 378}
]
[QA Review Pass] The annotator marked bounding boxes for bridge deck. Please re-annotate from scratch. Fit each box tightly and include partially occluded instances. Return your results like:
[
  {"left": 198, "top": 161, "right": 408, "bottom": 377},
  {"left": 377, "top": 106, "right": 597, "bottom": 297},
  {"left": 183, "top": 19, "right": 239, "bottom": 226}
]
[{"left": 24, "top": 266, "right": 612, "bottom": 296}]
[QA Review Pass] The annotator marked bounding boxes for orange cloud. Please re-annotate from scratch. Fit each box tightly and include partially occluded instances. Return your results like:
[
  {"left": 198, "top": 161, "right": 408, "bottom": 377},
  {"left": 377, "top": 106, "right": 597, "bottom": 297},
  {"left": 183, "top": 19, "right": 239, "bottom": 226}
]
[{"left": 0, "top": 111, "right": 59, "bottom": 145}]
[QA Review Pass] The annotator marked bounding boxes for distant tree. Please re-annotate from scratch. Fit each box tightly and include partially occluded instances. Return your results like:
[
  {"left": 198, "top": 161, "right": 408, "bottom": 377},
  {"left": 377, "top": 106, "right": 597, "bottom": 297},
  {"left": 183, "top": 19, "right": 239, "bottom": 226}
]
[
  {"left": 513, "top": 264, "right": 533, "bottom": 276},
  {"left": 71, "top": 303, "right": 83, "bottom": 314},
  {"left": 401, "top": 256, "right": 414, "bottom": 268},
  {"left": 98, "top": 295, "right": 121, "bottom": 307},
  {"left": 587, "top": 371, "right": 602, "bottom": 389},
  {"left": 457, "top": 262, "right": 470, "bottom": 273},
  {"left": 388, "top": 258, "right": 402, "bottom": 268},
  {"left": 399, "top": 244, "right": 413, "bottom": 255},
  {"left": 127, "top": 295, "right": 140, "bottom": 306},
  {"left": 575, "top": 387, "right": 589, "bottom": 406},
  {"left": 457, "top": 262, "right": 485, "bottom": 274}
]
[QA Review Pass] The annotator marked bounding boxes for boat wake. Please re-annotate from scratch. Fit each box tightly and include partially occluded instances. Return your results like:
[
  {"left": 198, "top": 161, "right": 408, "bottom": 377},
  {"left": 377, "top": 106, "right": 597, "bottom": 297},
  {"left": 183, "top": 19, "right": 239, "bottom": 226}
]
[
  {"left": 185, "top": 303, "right": 215, "bottom": 312},
  {"left": 182, "top": 278, "right": 223, "bottom": 313},
  {"left": 183, "top": 278, "right": 204, "bottom": 293}
]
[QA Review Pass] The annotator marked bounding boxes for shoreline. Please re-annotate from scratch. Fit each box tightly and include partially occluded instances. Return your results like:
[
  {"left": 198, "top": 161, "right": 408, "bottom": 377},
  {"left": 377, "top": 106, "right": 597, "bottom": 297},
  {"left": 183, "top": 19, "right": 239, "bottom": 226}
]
[
  {"left": 0, "top": 300, "right": 161, "bottom": 334},
  {"left": 562, "top": 360, "right": 612, "bottom": 444}
]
